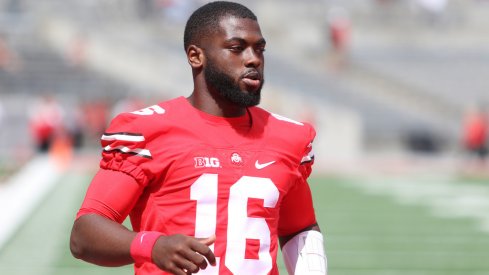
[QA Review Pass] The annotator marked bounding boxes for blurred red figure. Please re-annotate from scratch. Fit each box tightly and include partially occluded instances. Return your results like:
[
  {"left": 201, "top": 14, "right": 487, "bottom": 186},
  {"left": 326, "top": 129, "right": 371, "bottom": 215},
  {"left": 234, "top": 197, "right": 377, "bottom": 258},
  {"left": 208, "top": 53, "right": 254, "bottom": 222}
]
[
  {"left": 29, "top": 95, "right": 64, "bottom": 152},
  {"left": 327, "top": 6, "right": 351, "bottom": 69},
  {"left": 462, "top": 106, "right": 488, "bottom": 161},
  {"left": 329, "top": 18, "right": 350, "bottom": 52}
]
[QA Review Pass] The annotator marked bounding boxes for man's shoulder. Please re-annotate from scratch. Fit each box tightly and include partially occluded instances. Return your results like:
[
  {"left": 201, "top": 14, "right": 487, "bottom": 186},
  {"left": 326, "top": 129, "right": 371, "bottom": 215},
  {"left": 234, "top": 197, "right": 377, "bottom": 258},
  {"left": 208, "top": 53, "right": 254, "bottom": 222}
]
[
  {"left": 251, "top": 106, "right": 315, "bottom": 134},
  {"left": 250, "top": 107, "right": 316, "bottom": 152},
  {"left": 107, "top": 97, "right": 185, "bottom": 133}
]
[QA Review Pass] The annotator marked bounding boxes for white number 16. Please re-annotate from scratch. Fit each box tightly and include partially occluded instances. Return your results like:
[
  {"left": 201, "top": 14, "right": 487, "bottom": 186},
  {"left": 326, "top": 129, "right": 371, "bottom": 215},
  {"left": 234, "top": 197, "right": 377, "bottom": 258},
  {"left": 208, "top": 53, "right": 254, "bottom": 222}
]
[{"left": 191, "top": 174, "right": 279, "bottom": 274}]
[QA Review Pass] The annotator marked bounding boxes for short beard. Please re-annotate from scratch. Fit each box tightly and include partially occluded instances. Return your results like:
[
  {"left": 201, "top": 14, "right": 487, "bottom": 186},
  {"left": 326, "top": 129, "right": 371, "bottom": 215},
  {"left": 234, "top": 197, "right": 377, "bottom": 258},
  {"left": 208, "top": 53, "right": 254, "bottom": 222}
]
[{"left": 204, "top": 58, "right": 263, "bottom": 108}]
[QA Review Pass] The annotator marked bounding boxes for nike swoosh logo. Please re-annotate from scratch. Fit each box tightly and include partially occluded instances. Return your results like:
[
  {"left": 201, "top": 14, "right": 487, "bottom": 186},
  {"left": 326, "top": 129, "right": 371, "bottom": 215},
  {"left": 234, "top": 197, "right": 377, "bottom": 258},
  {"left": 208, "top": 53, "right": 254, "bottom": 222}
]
[{"left": 255, "top": 160, "right": 276, "bottom": 169}]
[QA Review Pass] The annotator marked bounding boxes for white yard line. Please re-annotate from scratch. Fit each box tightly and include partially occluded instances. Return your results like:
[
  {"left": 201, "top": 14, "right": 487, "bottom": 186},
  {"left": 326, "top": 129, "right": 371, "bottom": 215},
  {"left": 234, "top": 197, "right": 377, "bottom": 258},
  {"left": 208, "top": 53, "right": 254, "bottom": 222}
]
[
  {"left": 0, "top": 155, "right": 63, "bottom": 250},
  {"left": 345, "top": 175, "right": 489, "bottom": 233}
]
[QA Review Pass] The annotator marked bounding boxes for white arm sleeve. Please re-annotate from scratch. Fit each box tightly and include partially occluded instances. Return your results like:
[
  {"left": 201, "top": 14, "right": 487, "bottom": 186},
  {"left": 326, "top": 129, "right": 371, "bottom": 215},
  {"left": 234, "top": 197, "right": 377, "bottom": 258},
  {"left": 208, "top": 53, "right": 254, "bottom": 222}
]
[{"left": 281, "top": 230, "right": 327, "bottom": 275}]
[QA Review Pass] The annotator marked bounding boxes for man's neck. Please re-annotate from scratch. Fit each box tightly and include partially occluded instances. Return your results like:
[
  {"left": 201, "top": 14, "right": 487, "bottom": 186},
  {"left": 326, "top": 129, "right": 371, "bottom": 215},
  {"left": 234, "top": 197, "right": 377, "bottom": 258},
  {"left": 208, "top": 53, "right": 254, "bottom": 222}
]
[{"left": 187, "top": 92, "right": 246, "bottom": 118}]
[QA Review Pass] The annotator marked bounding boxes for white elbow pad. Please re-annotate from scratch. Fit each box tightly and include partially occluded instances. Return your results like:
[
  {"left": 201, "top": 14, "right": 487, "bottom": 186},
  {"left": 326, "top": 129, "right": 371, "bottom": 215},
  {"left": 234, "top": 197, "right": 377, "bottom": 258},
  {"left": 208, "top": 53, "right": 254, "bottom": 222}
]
[{"left": 282, "top": 230, "right": 327, "bottom": 275}]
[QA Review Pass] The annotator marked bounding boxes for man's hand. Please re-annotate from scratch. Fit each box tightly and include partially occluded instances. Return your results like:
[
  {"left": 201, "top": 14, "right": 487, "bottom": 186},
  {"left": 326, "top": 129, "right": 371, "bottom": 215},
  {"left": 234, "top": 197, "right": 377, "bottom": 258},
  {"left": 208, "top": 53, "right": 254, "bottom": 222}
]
[{"left": 152, "top": 234, "right": 216, "bottom": 275}]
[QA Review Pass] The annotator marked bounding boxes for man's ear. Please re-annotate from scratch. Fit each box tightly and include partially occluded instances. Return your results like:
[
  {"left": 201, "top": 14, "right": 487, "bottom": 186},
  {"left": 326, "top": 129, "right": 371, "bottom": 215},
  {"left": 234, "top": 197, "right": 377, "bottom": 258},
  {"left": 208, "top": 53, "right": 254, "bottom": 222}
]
[{"left": 187, "top": 45, "right": 204, "bottom": 69}]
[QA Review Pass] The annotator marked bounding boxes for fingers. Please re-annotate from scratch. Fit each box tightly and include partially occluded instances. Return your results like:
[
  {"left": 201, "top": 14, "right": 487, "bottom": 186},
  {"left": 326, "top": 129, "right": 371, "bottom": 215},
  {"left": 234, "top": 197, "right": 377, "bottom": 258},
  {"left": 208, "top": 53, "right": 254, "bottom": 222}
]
[
  {"left": 162, "top": 252, "right": 207, "bottom": 275},
  {"left": 174, "top": 257, "right": 200, "bottom": 274},
  {"left": 180, "top": 248, "right": 209, "bottom": 270},
  {"left": 191, "top": 237, "right": 216, "bottom": 266},
  {"left": 156, "top": 256, "right": 199, "bottom": 275},
  {"left": 153, "top": 234, "right": 216, "bottom": 274}
]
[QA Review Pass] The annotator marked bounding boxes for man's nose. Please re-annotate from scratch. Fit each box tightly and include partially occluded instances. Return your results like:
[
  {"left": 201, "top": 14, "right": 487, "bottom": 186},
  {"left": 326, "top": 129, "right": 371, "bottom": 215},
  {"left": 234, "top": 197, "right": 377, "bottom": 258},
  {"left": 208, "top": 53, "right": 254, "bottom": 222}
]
[{"left": 244, "top": 48, "right": 262, "bottom": 68}]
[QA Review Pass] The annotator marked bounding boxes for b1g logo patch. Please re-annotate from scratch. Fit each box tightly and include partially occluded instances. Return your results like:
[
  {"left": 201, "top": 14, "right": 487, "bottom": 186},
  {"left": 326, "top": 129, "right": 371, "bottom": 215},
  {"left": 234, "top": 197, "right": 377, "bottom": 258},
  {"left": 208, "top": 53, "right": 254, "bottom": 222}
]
[{"left": 194, "top": 157, "right": 221, "bottom": 168}]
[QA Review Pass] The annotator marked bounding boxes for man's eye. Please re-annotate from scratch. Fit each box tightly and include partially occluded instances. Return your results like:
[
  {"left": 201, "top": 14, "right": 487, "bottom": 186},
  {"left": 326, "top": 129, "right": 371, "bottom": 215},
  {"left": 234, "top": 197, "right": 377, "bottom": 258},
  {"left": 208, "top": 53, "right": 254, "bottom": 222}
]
[{"left": 230, "top": 46, "right": 244, "bottom": 52}]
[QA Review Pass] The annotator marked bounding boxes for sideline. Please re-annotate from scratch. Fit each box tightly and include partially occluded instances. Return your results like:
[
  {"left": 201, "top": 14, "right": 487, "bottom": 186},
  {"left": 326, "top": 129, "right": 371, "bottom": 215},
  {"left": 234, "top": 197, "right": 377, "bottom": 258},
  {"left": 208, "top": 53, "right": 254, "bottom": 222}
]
[{"left": 0, "top": 155, "right": 64, "bottom": 250}]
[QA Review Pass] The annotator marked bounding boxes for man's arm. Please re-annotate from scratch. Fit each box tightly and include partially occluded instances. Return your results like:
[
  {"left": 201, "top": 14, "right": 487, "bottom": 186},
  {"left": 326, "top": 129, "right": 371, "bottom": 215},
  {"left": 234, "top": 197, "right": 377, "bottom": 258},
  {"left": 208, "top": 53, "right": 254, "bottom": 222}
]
[
  {"left": 70, "top": 214, "right": 216, "bottom": 274},
  {"left": 70, "top": 169, "right": 142, "bottom": 266},
  {"left": 70, "top": 169, "right": 216, "bottom": 275},
  {"left": 277, "top": 171, "right": 327, "bottom": 274},
  {"left": 70, "top": 213, "right": 136, "bottom": 266}
]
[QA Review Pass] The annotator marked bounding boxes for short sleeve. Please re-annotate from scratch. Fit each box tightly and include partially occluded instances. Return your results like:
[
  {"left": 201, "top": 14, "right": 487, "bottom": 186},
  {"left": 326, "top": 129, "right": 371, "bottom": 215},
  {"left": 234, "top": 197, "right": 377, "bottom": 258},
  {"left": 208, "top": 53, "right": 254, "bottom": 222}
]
[
  {"left": 76, "top": 169, "right": 143, "bottom": 223},
  {"left": 277, "top": 175, "right": 317, "bottom": 236},
  {"left": 99, "top": 113, "right": 154, "bottom": 187}
]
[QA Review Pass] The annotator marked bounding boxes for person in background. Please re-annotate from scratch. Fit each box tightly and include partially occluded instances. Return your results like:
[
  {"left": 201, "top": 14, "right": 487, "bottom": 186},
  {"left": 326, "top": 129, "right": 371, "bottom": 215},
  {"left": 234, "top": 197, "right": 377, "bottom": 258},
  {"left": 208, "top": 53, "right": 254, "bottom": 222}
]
[
  {"left": 326, "top": 6, "right": 351, "bottom": 70},
  {"left": 28, "top": 94, "right": 64, "bottom": 152},
  {"left": 462, "top": 104, "right": 488, "bottom": 165}
]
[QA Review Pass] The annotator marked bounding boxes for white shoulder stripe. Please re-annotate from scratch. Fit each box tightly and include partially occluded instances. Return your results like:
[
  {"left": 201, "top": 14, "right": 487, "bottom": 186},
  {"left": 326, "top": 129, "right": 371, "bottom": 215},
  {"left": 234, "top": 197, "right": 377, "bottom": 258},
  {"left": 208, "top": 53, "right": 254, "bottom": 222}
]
[
  {"left": 271, "top": 113, "right": 304, "bottom": 126},
  {"left": 101, "top": 134, "right": 145, "bottom": 142},
  {"left": 103, "top": 145, "right": 152, "bottom": 158},
  {"left": 301, "top": 151, "right": 315, "bottom": 164}
]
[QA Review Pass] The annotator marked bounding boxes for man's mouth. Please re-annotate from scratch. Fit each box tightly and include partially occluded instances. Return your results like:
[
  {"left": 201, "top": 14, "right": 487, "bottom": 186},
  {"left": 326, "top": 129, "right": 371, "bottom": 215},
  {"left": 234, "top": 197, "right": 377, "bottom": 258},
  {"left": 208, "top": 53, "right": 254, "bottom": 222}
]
[{"left": 242, "top": 71, "right": 262, "bottom": 88}]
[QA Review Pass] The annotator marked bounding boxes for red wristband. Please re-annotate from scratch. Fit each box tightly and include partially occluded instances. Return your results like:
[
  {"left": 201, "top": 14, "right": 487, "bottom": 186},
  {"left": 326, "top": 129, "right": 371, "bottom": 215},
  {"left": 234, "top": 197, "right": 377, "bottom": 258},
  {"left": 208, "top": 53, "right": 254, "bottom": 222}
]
[{"left": 130, "top": 231, "right": 163, "bottom": 265}]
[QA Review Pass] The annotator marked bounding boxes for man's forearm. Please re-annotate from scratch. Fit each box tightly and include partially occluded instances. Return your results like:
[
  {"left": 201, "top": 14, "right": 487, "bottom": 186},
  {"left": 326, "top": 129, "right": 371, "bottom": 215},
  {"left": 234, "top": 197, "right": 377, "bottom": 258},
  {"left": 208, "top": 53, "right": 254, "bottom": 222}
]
[{"left": 70, "top": 213, "right": 136, "bottom": 266}]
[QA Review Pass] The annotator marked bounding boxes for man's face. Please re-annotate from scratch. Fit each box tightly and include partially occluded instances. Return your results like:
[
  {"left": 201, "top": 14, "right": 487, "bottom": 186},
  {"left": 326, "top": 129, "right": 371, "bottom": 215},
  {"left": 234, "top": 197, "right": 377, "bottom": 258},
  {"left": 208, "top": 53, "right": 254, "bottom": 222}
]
[{"left": 203, "top": 16, "right": 266, "bottom": 107}]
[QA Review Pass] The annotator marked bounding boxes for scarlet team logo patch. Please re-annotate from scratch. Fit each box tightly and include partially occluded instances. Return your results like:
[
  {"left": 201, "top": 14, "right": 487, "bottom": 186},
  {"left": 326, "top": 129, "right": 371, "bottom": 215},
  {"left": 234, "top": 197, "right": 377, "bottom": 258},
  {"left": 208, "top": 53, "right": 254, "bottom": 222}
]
[
  {"left": 230, "top": 152, "right": 243, "bottom": 166},
  {"left": 194, "top": 157, "right": 221, "bottom": 168}
]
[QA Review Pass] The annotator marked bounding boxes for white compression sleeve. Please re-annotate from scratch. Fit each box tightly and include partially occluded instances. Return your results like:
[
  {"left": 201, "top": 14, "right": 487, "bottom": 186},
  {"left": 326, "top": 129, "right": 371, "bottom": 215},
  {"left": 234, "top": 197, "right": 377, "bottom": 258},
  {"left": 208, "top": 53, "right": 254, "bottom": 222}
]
[{"left": 281, "top": 230, "right": 327, "bottom": 275}]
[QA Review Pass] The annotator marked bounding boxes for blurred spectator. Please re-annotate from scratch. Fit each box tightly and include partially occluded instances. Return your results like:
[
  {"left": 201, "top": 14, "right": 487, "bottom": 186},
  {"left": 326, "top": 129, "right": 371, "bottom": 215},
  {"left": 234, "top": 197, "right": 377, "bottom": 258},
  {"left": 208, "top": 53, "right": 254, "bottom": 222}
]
[
  {"left": 326, "top": 6, "right": 351, "bottom": 70},
  {"left": 462, "top": 104, "right": 488, "bottom": 161},
  {"left": 28, "top": 94, "right": 64, "bottom": 152}
]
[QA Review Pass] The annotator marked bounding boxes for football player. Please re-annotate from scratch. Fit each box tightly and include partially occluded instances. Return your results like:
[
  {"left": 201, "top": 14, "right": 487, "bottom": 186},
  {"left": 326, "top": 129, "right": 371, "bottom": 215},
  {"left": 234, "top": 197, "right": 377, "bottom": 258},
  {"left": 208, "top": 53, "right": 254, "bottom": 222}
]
[{"left": 70, "top": 1, "right": 327, "bottom": 274}]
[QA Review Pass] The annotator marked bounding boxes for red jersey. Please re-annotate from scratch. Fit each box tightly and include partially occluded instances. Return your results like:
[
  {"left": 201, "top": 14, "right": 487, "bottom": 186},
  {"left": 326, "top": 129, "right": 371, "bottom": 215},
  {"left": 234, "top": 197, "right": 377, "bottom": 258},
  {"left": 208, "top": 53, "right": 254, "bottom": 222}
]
[{"left": 78, "top": 96, "right": 317, "bottom": 274}]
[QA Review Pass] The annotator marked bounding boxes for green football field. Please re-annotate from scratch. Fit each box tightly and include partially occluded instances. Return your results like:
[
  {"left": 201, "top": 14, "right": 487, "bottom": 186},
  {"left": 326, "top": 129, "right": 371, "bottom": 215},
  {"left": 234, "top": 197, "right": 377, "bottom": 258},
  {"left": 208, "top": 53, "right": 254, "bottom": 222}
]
[{"left": 1, "top": 159, "right": 489, "bottom": 275}]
